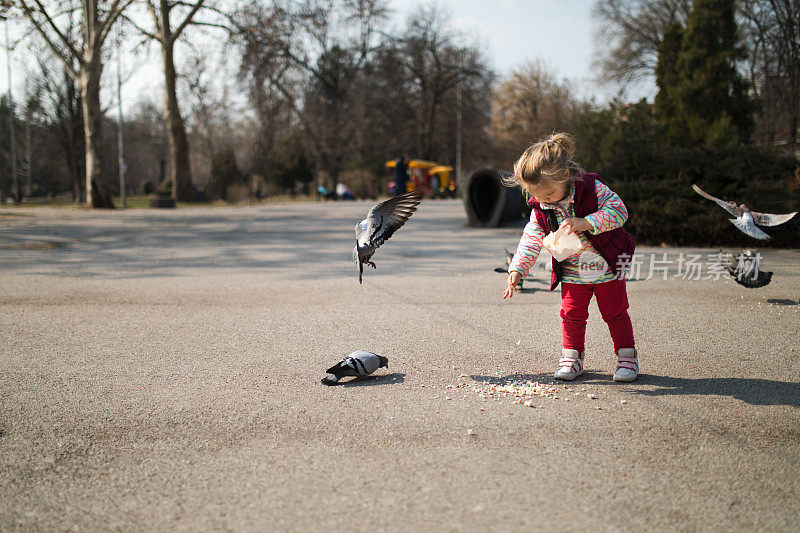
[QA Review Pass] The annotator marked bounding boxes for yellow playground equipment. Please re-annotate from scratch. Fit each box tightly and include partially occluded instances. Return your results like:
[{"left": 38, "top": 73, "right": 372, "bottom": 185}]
[{"left": 385, "top": 159, "right": 457, "bottom": 198}]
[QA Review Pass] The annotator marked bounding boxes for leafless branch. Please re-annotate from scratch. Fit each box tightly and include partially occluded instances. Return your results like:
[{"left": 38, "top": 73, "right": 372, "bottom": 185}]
[
  {"left": 120, "top": 13, "right": 158, "bottom": 40},
  {"left": 170, "top": 0, "right": 205, "bottom": 43},
  {"left": 18, "top": 1, "right": 79, "bottom": 79},
  {"left": 23, "top": 0, "right": 81, "bottom": 61},
  {"left": 97, "top": 0, "right": 137, "bottom": 49}
]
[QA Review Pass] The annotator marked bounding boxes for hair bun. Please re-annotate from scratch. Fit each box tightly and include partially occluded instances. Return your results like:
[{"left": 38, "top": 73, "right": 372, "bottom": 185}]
[
  {"left": 548, "top": 133, "right": 576, "bottom": 159},
  {"left": 510, "top": 131, "right": 581, "bottom": 192}
]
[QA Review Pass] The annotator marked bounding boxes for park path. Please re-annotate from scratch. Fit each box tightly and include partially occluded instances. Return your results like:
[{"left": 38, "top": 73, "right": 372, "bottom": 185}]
[{"left": 1, "top": 201, "right": 799, "bottom": 531}]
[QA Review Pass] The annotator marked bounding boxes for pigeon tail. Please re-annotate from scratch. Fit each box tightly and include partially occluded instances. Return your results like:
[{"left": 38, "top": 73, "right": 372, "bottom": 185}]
[
  {"left": 325, "top": 362, "right": 347, "bottom": 376},
  {"left": 321, "top": 374, "right": 340, "bottom": 386},
  {"left": 354, "top": 244, "right": 363, "bottom": 284}
]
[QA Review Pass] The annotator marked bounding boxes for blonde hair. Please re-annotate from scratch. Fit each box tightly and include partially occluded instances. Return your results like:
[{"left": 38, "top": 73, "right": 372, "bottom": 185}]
[{"left": 504, "top": 133, "right": 581, "bottom": 195}]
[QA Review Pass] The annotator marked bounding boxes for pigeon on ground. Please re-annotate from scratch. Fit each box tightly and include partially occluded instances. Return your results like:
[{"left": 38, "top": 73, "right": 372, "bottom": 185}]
[
  {"left": 719, "top": 250, "right": 773, "bottom": 288},
  {"left": 321, "top": 351, "right": 389, "bottom": 385},
  {"left": 354, "top": 189, "right": 423, "bottom": 283},
  {"left": 692, "top": 184, "right": 797, "bottom": 240},
  {"left": 493, "top": 249, "right": 516, "bottom": 274},
  {"left": 494, "top": 249, "right": 526, "bottom": 289},
  {"left": 494, "top": 248, "right": 550, "bottom": 285}
]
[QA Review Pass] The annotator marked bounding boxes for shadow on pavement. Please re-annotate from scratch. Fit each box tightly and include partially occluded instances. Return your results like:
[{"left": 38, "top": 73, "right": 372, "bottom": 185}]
[
  {"left": 768, "top": 298, "right": 798, "bottom": 306},
  {"left": 471, "top": 371, "right": 618, "bottom": 386},
  {"left": 338, "top": 373, "right": 406, "bottom": 387},
  {"left": 471, "top": 372, "right": 800, "bottom": 407},
  {"left": 631, "top": 374, "right": 800, "bottom": 407}
]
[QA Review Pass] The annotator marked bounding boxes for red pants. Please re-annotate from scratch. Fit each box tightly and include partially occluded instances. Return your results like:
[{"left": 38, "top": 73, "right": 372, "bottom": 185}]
[{"left": 560, "top": 279, "right": 635, "bottom": 354}]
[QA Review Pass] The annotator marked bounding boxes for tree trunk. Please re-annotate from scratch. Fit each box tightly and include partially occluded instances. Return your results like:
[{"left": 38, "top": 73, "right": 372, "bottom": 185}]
[
  {"left": 71, "top": 162, "right": 81, "bottom": 203},
  {"left": 425, "top": 101, "right": 437, "bottom": 160},
  {"left": 162, "top": 39, "right": 193, "bottom": 202},
  {"left": 80, "top": 64, "right": 114, "bottom": 208},
  {"left": 790, "top": 65, "right": 799, "bottom": 155}
]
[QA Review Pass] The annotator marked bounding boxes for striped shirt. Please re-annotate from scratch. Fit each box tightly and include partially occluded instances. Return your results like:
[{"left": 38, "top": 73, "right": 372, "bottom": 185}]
[{"left": 508, "top": 180, "right": 629, "bottom": 284}]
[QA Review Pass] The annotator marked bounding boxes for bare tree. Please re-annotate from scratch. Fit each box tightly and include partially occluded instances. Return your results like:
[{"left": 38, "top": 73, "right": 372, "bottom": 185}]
[
  {"left": 490, "top": 60, "right": 584, "bottom": 165},
  {"left": 396, "top": 4, "right": 487, "bottom": 161},
  {"left": 740, "top": 0, "right": 800, "bottom": 153},
  {"left": 236, "top": 0, "right": 389, "bottom": 188},
  {"left": 15, "top": 0, "right": 134, "bottom": 207},
  {"left": 123, "top": 100, "right": 169, "bottom": 193},
  {"left": 30, "top": 51, "right": 85, "bottom": 202},
  {"left": 125, "top": 0, "right": 230, "bottom": 201},
  {"left": 592, "top": 0, "right": 692, "bottom": 87},
  {"left": 180, "top": 49, "right": 243, "bottom": 191},
  {"left": 21, "top": 72, "right": 43, "bottom": 197}
]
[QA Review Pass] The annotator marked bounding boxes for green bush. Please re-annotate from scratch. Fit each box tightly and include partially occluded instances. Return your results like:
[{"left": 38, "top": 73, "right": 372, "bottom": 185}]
[
  {"left": 155, "top": 178, "right": 172, "bottom": 197},
  {"left": 605, "top": 146, "right": 800, "bottom": 247},
  {"left": 575, "top": 104, "right": 799, "bottom": 247}
]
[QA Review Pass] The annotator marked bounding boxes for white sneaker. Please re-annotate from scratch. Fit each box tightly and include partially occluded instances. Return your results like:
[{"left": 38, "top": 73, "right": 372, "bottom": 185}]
[
  {"left": 554, "top": 349, "right": 585, "bottom": 381},
  {"left": 613, "top": 348, "right": 638, "bottom": 382}
]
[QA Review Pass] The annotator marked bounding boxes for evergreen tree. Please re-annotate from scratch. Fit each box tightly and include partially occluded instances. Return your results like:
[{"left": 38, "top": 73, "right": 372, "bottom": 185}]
[
  {"left": 654, "top": 23, "right": 686, "bottom": 146},
  {"left": 205, "top": 148, "right": 242, "bottom": 201},
  {"left": 673, "top": 0, "right": 753, "bottom": 147}
]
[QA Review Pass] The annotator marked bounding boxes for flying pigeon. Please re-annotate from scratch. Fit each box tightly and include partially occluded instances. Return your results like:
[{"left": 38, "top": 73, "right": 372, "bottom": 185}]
[
  {"left": 321, "top": 350, "right": 389, "bottom": 385},
  {"left": 692, "top": 184, "right": 797, "bottom": 240},
  {"left": 353, "top": 189, "right": 423, "bottom": 283},
  {"left": 719, "top": 250, "right": 773, "bottom": 288}
]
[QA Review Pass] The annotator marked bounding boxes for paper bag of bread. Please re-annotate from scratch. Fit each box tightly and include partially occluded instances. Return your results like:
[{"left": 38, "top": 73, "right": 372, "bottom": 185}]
[{"left": 542, "top": 222, "right": 582, "bottom": 261}]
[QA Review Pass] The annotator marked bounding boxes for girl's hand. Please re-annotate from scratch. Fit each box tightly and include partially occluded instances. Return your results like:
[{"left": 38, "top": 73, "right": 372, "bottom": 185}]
[
  {"left": 502, "top": 272, "right": 522, "bottom": 299},
  {"left": 562, "top": 217, "right": 592, "bottom": 235}
]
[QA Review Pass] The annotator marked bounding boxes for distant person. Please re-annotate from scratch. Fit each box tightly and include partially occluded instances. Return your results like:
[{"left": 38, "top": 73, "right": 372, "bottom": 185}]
[
  {"left": 430, "top": 174, "right": 440, "bottom": 198},
  {"left": 393, "top": 154, "right": 409, "bottom": 195},
  {"left": 336, "top": 182, "right": 354, "bottom": 200},
  {"left": 501, "top": 133, "right": 639, "bottom": 383},
  {"left": 317, "top": 185, "right": 336, "bottom": 201}
]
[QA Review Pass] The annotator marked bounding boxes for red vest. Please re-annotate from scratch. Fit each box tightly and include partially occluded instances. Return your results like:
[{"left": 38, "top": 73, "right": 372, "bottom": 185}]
[{"left": 528, "top": 173, "right": 636, "bottom": 290}]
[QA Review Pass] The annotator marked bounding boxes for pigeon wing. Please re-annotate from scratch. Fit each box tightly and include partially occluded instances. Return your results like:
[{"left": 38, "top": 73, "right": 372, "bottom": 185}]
[
  {"left": 326, "top": 358, "right": 359, "bottom": 377},
  {"left": 750, "top": 210, "right": 797, "bottom": 227},
  {"left": 349, "top": 351, "right": 381, "bottom": 375},
  {"left": 365, "top": 189, "right": 423, "bottom": 249},
  {"left": 730, "top": 217, "right": 771, "bottom": 240},
  {"left": 692, "top": 184, "right": 743, "bottom": 217},
  {"left": 736, "top": 269, "right": 772, "bottom": 288}
]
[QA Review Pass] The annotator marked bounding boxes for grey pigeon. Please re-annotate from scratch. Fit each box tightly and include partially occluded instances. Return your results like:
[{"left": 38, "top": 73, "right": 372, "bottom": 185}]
[
  {"left": 494, "top": 248, "right": 550, "bottom": 279},
  {"left": 494, "top": 249, "right": 525, "bottom": 289},
  {"left": 353, "top": 189, "right": 423, "bottom": 283},
  {"left": 719, "top": 250, "right": 773, "bottom": 288},
  {"left": 321, "top": 350, "right": 389, "bottom": 385},
  {"left": 692, "top": 184, "right": 797, "bottom": 240},
  {"left": 493, "top": 249, "right": 516, "bottom": 274}
]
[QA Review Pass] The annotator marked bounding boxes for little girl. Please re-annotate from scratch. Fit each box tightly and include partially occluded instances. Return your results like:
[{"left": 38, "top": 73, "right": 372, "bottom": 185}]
[{"left": 501, "top": 133, "right": 638, "bottom": 382}]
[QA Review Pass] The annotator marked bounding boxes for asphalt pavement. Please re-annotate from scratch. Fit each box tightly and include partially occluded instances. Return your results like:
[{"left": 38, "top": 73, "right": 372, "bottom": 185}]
[{"left": 1, "top": 200, "right": 799, "bottom": 531}]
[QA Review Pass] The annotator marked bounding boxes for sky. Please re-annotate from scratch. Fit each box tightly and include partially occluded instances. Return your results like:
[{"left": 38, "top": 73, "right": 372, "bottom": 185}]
[
  {"left": 388, "top": 0, "right": 655, "bottom": 102},
  {"left": 392, "top": 1, "right": 597, "bottom": 85},
  {"left": 0, "top": 1, "right": 655, "bottom": 114}
]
